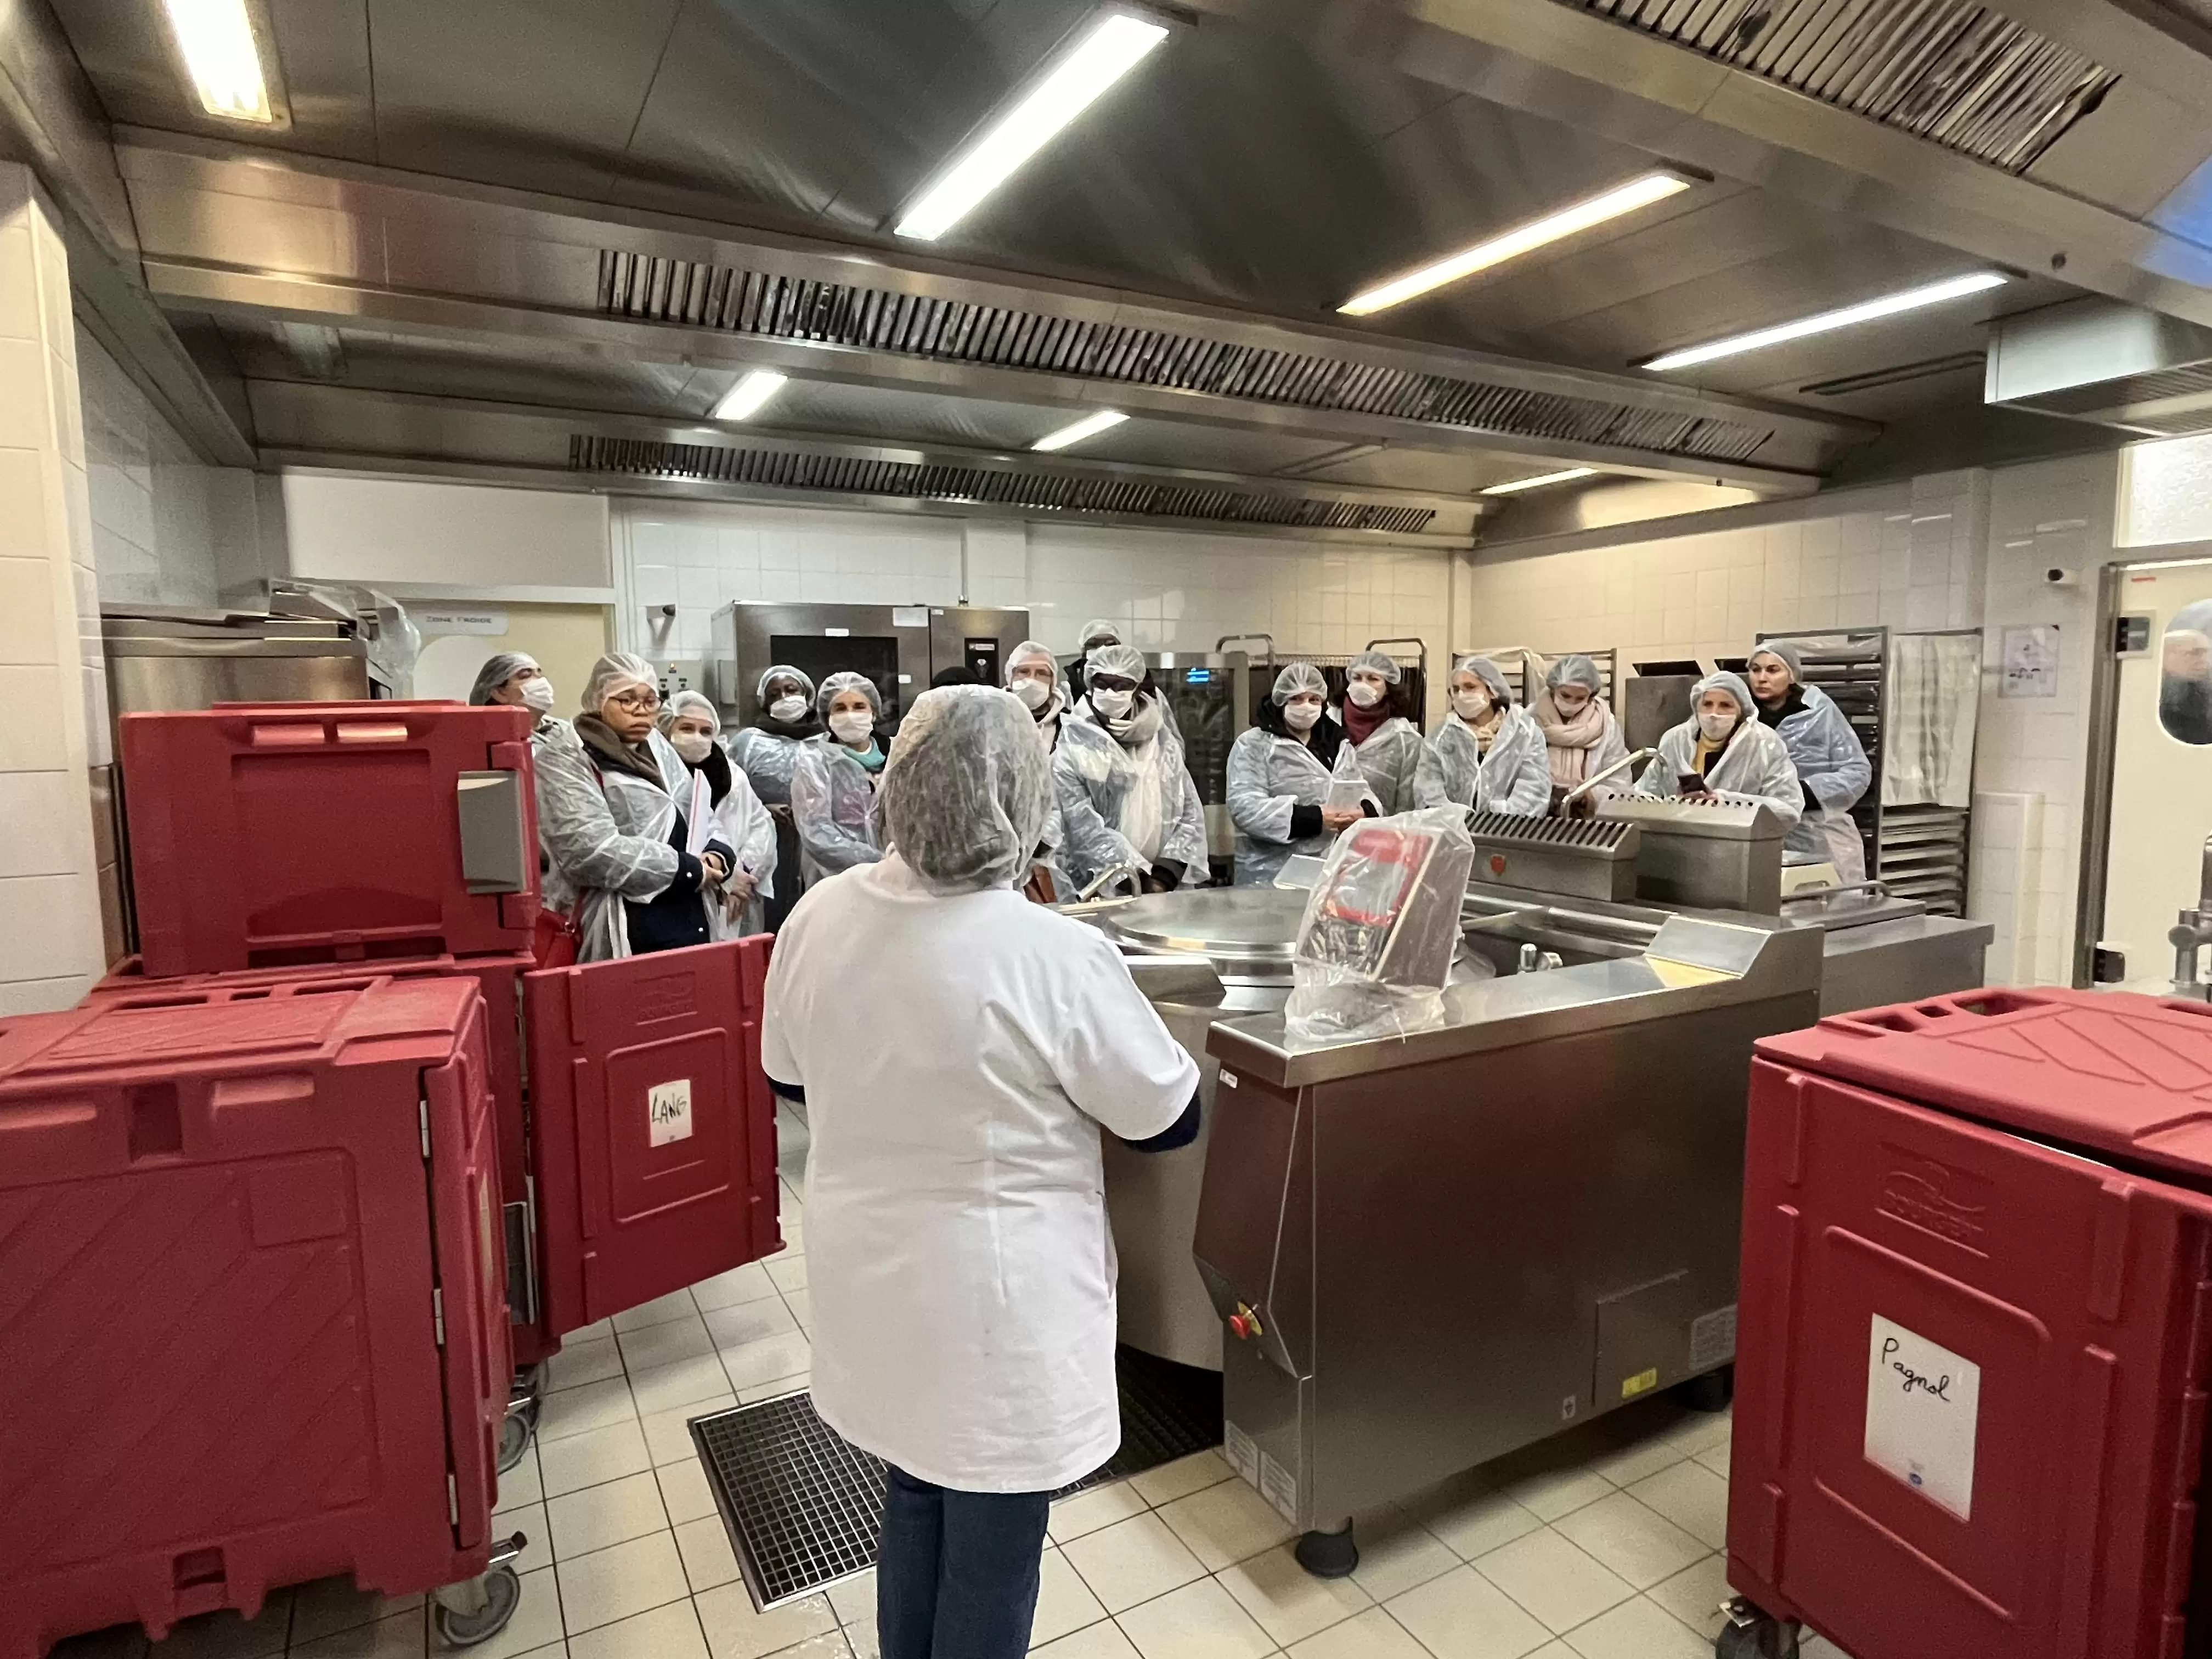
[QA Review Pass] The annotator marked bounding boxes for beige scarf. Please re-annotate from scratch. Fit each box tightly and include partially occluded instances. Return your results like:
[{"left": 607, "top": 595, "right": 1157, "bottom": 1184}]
[{"left": 1534, "top": 691, "right": 1609, "bottom": 787}]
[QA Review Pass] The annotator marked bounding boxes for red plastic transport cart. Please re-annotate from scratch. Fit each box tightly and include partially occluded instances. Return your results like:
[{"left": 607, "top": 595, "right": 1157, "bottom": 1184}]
[
  {"left": 1724, "top": 987, "right": 2212, "bottom": 1659},
  {"left": 0, "top": 977, "right": 526, "bottom": 1659},
  {"left": 120, "top": 701, "right": 540, "bottom": 978}
]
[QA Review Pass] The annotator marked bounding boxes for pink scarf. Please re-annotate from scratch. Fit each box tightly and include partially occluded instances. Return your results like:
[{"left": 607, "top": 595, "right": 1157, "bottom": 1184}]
[{"left": 1534, "top": 691, "right": 1609, "bottom": 787}]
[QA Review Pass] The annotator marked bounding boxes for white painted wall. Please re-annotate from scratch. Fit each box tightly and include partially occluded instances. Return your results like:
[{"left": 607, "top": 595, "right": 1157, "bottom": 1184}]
[
  {"left": 619, "top": 499, "right": 1455, "bottom": 718},
  {"left": 284, "top": 474, "right": 611, "bottom": 590}
]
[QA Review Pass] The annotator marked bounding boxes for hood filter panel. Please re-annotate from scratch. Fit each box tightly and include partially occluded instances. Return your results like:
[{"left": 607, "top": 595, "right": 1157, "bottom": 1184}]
[
  {"left": 1572, "top": 0, "right": 2117, "bottom": 173},
  {"left": 595, "top": 252, "right": 1773, "bottom": 465},
  {"left": 570, "top": 435, "right": 1440, "bottom": 533}
]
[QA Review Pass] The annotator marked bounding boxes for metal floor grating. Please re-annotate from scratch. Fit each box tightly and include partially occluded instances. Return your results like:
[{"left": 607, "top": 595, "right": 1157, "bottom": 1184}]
[{"left": 692, "top": 1347, "right": 1224, "bottom": 1609}]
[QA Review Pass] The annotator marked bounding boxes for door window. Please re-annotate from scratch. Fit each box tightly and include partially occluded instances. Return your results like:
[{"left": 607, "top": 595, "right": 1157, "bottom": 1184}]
[{"left": 2161, "top": 600, "right": 2212, "bottom": 744}]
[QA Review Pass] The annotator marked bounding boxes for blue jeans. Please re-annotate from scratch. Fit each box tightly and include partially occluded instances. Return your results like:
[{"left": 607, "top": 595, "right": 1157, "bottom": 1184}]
[{"left": 876, "top": 1464, "right": 1053, "bottom": 1659}]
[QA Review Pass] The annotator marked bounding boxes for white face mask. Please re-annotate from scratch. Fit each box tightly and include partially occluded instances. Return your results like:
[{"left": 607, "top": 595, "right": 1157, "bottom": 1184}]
[
  {"left": 1346, "top": 679, "right": 1384, "bottom": 708},
  {"left": 1452, "top": 687, "right": 1489, "bottom": 720},
  {"left": 769, "top": 695, "right": 808, "bottom": 723},
  {"left": 1283, "top": 698, "right": 1323, "bottom": 732},
  {"left": 828, "top": 710, "right": 874, "bottom": 746},
  {"left": 1011, "top": 676, "right": 1052, "bottom": 710},
  {"left": 520, "top": 677, "right": 556, "bottom": 715},
  {"left": 1697, "top": 710, "right": 1738, "bottom": 743},
  {"left": 670, "top": 730, "right": 714, "bottom": 763},
  {"left": 1090, "top": 687, "right": 1135, "bottom": 719}
]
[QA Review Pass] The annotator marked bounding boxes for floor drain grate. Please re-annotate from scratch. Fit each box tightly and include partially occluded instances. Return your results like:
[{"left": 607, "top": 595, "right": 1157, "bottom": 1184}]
[{"left": 692, "top": 1348, "right": 1223, "bottom": 1609}]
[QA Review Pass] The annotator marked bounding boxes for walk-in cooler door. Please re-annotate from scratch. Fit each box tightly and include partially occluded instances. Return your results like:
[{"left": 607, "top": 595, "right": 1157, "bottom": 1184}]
[{"left": 525, "top": 935, "right": 780, "bottom": 1337}]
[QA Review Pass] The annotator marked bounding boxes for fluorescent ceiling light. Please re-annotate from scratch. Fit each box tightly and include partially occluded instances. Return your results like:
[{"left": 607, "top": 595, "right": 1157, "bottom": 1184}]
[
  {"left": 896, "top": 12, "right": 1171, "bottom": 241},
  {"left": 713, "top": 370, "right": 788, "bottom": 422},
  {"left": 1339, "top": 172, "right": 1693, "bottom": 317},
  {"left": 164, "top": 0, "right": 272, "bottom": 122},
  {"left": 1481, "top": 467, "right": 1597, "bottom": 496},
  {"left": 1032, "top": 409, "right": 1128, "bottom": 452},
  {"left": 1643, "top": 272, "right": 2010, "bottom": 372}
]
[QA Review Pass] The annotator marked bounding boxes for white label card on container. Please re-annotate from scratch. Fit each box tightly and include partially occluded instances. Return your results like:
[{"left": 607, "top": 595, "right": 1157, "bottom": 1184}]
[
  {"left": 648, "top": 1079, "right": 694, "bottom": 1148},
  {"left": 1864, "top": 1313, "right": 1980, "bottom": 1519}
]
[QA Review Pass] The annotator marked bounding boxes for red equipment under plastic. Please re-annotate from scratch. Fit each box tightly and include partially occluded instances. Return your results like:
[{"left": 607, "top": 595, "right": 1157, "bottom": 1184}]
[
  {"left": 0, "top": 978, "right": 511, "bottom": 1659},
  {"left": 1733, "top": 988, "right": 2212, "bottom": 1659},
  {"left": 526, "top": 935, "right": 781, "bottom": 1338},
  {"left": 121, "top": 701, "right": 540, "bottom": 977},
  {"left": 88, "top": 952, "right": 555, "bottom": 1367}
]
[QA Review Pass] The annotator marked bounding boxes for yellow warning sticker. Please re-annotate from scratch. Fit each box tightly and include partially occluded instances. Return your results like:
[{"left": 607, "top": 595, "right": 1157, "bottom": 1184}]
[{"left": 1621, "top": 1368, "right": 1660, "bottom": 1400}]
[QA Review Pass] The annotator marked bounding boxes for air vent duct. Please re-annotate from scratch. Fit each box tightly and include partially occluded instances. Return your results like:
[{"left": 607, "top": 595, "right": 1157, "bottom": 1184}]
[
  {"left": 595, "top": 252, "right": 1773, "bottom": 465},
  {"left": 1567, "top": 0, "right": 2117, "bottom": 173},
  {"left": 1987, "top": 298, "right": 2212, "bottom": 437},
  {"left": 569, "top": 436, "right": 1441, "bottom": 534}
]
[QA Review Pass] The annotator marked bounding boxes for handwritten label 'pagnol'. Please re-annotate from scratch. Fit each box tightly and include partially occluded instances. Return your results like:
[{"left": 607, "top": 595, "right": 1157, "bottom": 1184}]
[{"left": 1864, "top": 1314, "right": 1980, "bottom": 1520}]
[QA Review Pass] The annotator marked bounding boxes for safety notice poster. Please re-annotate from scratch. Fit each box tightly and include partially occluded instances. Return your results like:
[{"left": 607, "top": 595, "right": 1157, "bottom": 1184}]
[{"left": 1864, "top": 1313, "right": 1980, "bottom": 1519}]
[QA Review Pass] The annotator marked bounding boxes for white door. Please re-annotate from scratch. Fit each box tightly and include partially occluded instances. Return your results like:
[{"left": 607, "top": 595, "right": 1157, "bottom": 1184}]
[{"left": 2100, "top": 558, "right": 2212, "bottom": 990}]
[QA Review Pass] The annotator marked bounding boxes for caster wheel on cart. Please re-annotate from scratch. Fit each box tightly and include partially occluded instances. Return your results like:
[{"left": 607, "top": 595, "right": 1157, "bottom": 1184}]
[
  {"left": 1679, "top": 1364, "right": 1734, "bottom": 1414},
  {"left": 1294, "top": 1523, "right": 1358, "bottom": 1579},
  {"left": 436, "top": 1564, "right": 522, "bottom": 1647},
  {"left": 1715, "top": 1599, "right": 1799, "bottom": 1658},
  {"left": 497, "top": 1367, "right": 545, "bottom": 1474}
]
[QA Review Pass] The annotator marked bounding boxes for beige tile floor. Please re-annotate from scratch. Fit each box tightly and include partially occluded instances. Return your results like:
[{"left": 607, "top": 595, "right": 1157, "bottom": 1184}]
[{"left": 55, "top": 1108, "right": 1858, "bottom": 1659}]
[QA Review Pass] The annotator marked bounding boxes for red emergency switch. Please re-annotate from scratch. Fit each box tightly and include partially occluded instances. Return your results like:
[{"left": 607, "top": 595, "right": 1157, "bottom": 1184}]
[{"left": 1228, "top": 1303, "right": 1263, "bottom": 1341}]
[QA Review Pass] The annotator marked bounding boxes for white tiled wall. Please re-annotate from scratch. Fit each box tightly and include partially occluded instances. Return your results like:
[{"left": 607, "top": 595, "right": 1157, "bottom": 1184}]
[
  {"left": 0, "top": 165, "right": 106, "bottom": 1014},
  {"left": 620, "top": 501, "right": 1455, "bottom": 717},
  {"left": 76, "top": 325, "right": 254, "bottom": 608}
]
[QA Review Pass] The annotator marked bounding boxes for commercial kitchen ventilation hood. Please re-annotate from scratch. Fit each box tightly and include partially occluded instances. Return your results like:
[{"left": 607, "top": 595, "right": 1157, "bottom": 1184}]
[
  {"left": 595, "top": 252, "right": 1774, "bottom": 465},
  {"left": 1986, "top": 297, "right": 2212, "bottom": 436},
  {"left": 567, "top": 435, "right": 1442, "bottom": 534},
  {"left": 1566, "top": 0, "right": 2118, "bottom": 173}
]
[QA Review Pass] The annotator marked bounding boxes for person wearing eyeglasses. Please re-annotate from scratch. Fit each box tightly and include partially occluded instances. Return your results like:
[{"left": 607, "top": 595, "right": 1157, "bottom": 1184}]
[{"left": 535, "top": 652, "right": 737, "bottom": 961}]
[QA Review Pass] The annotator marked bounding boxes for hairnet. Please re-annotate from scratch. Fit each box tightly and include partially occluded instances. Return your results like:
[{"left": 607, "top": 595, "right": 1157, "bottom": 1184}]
[
  {"left": 2174, "top": 600, "right": 2212, "bottom": 640},
  {"left": 469, "top": 652, "right": 538, "bottom": 707},
  {"left": 659, "top": 688, "right": 720, "bottom": 736},
  {"left": 878, "top": 686, "right": 1051, "bottom": 895},
  {"left": 1086, "top": 642, "right": 1148, "bottom": 684},
  {"left": 581, "top": 652, "right": 658, "bottom": 715},
  {"left": 816, "top": 669, "right": 883, "bottom": 720},
  {"left": 1749, "top": 640, "right": 1804, "bottom": 681},
  {"left": 1694, "top": 669, "right": 1754, "bottom": 718},
  {"left": 757, "top": 664, "right": 815, "bottom": 706},
  {"left": 1079, "top": 618, "right": 1122, "bottom": 650},
  {"left": 1272, "top": 662, "right": 1327, "bottom": 704},
  {"left": 1005, "top": 640, "right": 1059, "bottom": 688},
  {"left": 1545, "top": 653, "right": 1602, "bottom": 693},
  {"left": 1454, "top": 655, "right": 1513, "bottom": 703},
  {"left": 1347, "top": 648, "right": 1403, "bottom": 685}
]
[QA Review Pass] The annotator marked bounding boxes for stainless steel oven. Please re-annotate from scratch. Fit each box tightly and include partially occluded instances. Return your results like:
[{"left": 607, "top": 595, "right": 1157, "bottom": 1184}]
[{"left": 709, "top": 603, "right": 1030, "bottom": 726}]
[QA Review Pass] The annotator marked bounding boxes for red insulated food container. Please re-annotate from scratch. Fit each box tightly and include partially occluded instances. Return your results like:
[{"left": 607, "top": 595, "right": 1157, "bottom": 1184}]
[
  {"left": 0, "top": 977, "right": 512, "bottom": 1659},
  {"left": 120, "top": 701, "right": 539, "bottom": 978},
  {"left": 1731, "top": 987, "right": 2212, "bottom": 1659},
  {"left": 88, "top": 951, "right": 553, "bottom": 1367}
]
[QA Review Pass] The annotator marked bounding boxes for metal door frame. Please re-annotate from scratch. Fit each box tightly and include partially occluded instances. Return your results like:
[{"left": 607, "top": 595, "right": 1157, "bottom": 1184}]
[{"left": 2073, "top": 554, "right": 2212, "bottom": 985}]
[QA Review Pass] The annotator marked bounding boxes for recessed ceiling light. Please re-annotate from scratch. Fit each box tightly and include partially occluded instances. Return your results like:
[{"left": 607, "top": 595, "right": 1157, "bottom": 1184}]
[
  {"left": 896, "top": 11, "right": 1171, "bottom": 241},
  {"left": 1339, "top": 172, "right": 1694, "bottom": 317},
  {"left": 1480, "top": 467, "right": 1598, "bottom": 496},
  {"left": 712, "top": 370, "right": 788, "bottom": 421},
  {"left": 163, "top": 0, "right": 273, "bottom": 123},
  {"left": 1641, "top": 272, "right": 2010, "bottom": 371},
  {"left": 1032, "top": 410, "right": 1128, "bottom": 452}
]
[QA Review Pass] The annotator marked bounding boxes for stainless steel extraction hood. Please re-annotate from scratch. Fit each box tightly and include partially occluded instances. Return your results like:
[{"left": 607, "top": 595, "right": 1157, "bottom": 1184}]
[{"left": 1987, "top": 297, "right": 2212, "bottom": 436}]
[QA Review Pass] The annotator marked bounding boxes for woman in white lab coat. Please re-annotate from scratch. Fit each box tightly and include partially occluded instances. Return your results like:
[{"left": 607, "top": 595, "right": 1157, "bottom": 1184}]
[
  {"left": 534, "top": 653, "right": 737, "bottom": 961},
  {"left": 1415, "top": 654, "right": 1551, "bottom": 816},
  {"left": 789, "top": 670, "right": 888, "bottom": 883},
  {"left": 660, "top": 690, "right": 777, "bottom": 935},
  {"left": 1225, "top": 662, "right": 1379, "bottom": 887},
  {"left": 1004, "top": 640, "right": 1071, "bottom": 900},
  {"left": 729, "top": 663, "right": 821, "bottom": 930},
  {"left": 762, "top": 686, "right": 1198, "bottom": 1659},
  {"left": 1633, "top": 669, "right": 1805, "bottom": 828},
  {"left": 1053, "top": 643, "right": 1209, "bottom": 896}
]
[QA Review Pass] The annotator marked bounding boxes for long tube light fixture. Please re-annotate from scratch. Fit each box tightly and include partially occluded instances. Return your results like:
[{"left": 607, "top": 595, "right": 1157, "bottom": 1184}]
[
  {"left": 1480, "top": 467, "right": 1597, "bottom": 496},
  {"left": 163, "top": 0, "right": 273, "bottom": 122},
  {"left": 1032, "top": 410, "right": 1128, "bottom": 452},
  {"left": 1642, "top": 272, "right": 2010, "bottom": 372},
  {"left": 712, "top": 370, "right": 788, "bottom": 422},
  {"left": 1339, "top": 171, "right": 1695, "bottom": 317},
  {"left": 896, "top": 10, "right": 1171, "bottom": 241}
]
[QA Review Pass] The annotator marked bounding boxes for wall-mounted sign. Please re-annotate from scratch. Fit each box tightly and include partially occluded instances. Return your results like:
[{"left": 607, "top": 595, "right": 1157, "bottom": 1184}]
[
  {"left": 2000, "top": 624, "right": 2058, "bottom": 698},
  {"left": 415, "top": 607, "right": 509, "bottom": 636}
]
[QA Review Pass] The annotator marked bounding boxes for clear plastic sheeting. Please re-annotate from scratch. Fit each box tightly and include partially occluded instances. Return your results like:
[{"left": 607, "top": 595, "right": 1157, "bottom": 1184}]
[
  {"left": 1884, "top": 633, "right": 1981, "bottom": 808},
  {"left": 1283, "top": 808, "right": 1476, "bottom": 1048}
]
